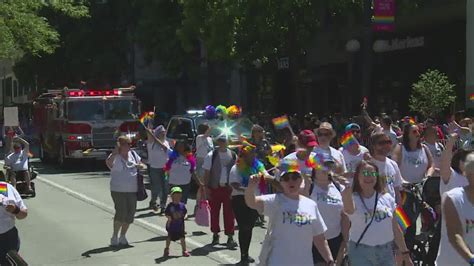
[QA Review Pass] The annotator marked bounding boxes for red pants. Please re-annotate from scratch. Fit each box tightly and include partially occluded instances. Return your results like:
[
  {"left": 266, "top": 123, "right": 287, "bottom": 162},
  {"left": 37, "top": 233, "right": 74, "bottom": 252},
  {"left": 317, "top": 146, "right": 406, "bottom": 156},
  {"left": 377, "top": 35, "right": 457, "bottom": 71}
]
[{"left": 209, "top": 186, "right": 235, "bottom": 235}]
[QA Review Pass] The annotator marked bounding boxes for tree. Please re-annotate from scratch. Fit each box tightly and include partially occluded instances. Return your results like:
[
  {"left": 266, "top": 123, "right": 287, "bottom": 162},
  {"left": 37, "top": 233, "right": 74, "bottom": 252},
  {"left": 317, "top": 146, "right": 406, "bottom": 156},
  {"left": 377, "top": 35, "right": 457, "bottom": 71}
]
[
  {"left": 0, "top": 0, "right": 89, "bottom": 59},
  {"left": 409, "top": 69, "right": 456, "bottom": 117}
]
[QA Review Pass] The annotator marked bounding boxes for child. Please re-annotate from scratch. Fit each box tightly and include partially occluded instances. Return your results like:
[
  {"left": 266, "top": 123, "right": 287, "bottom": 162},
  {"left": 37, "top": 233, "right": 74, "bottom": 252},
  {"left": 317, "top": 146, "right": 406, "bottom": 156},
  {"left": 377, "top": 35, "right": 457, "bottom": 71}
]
[{"left": 164, "top": 186, "right": 189, "bottom": 257}]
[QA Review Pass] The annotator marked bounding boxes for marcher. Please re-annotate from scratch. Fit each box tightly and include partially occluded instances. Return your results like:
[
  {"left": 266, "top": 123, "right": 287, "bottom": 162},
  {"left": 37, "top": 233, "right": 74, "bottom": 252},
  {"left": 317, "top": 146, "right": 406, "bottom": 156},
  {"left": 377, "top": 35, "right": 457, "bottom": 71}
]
[
  {"left": 195, "top": 123, "right": 213, "bottom": 179},
  {"left": 439, "top": 132, "right": 471, "bottom": 196},
  {"left": 423, "top": 126, "right": 444, "bottom": 176},
  {"left": 340, "top": 126, "right": 370, "bottom": 180},
  {"left": 381, "top": 116, "right": 399, "bottom": 153},
  {"left": 202, "top": 136, "right": 237, "bottom": 248},
  {"left": 248, "top": 124, "right": 272, "bottom": 167},
  {"left": 436, "top": 153, "right": 474, "bottom": 266},
  {"left": 314, "top": 122, "right": 347, "bottom": 175},
  {"left": 341, "top": 160, "right": 413, "bottom": 266},
  {"left": 146, "top": 125, "right": 171, "bottom": 212},
  {"left": 245, "top": 159, "right": 335, "bottom": 266},
  {"left": 4, "top": 136, "right": 32, "bottom": 191},
  {"left": 164, "top": 186, "right": 190, "bottom": 257},
  {"left": 106, "top": 136, "right": 143, "bottom": 246},
  {"left": 0, "top": 181, "right": 28, "bottom": 265}
]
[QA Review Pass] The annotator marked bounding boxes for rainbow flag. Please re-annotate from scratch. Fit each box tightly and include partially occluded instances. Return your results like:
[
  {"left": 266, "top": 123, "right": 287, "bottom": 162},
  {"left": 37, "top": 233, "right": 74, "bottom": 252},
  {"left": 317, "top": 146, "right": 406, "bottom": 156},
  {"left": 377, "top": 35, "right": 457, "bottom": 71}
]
[
  {"left": 470, "top": 93, "right": 474, "bottom": 101},
  {"left": 306, "top": 153, "right": 324, "bottom": 170},
  {"left": 403, "top": 117, "right": 416, "bottom": 126},
  {"left": 0, "top": 183, "right": 7, "bottom": 196},
  {"left": 340, "top": 132, "right": 359, "bottom": 149},
  {"left": 395, "top": 206, "right": 411, "bottom": 231},
  {"left": 139, "top": 112, "right": 154, "bottom": 125},
  {"left": 272, "top": 115, "right": 290, "bottom": 130}
]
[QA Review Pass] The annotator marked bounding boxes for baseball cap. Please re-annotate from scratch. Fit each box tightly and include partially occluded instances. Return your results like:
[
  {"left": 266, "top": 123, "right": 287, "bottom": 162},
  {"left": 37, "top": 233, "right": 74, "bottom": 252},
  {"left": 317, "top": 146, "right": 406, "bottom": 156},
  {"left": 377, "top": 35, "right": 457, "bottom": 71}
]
[
  {"left": 345, "top": 123, "right": 361, "bottom": 132},
  {"left": 170, "top": 187, "right": 183, "bottom": 194},
  {"left": 298, "top": 130, "right": 318, "bottom": 147},
  {"left": 277, "top": 158, "right": 301, "bottom": 180}
]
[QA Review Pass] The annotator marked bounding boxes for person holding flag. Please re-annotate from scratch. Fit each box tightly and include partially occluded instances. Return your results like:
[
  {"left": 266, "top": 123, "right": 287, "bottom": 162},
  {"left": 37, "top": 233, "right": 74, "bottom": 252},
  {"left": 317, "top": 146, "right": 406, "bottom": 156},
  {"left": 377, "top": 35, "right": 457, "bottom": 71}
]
[
  {"left": 339, "top": 128, "right": 370, "bottom": 180},
  {"left": 314, "top": 122, "right": 347, "bottom": 176}
]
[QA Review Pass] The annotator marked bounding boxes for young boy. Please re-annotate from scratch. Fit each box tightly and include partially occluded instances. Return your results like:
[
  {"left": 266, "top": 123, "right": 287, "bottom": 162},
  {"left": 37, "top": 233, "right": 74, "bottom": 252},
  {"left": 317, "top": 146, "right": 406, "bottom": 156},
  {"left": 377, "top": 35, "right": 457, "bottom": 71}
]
[{"left": 164, "top": 186, "right": 189, "bottom": 257}]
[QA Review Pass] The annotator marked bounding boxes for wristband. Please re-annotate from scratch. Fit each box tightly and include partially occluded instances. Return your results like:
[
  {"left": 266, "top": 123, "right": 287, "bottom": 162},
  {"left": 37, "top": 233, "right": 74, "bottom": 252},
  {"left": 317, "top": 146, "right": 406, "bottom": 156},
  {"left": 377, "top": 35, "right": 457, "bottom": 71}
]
[{"left": 12, "top": 205, "right": 20, "bottom": 215}]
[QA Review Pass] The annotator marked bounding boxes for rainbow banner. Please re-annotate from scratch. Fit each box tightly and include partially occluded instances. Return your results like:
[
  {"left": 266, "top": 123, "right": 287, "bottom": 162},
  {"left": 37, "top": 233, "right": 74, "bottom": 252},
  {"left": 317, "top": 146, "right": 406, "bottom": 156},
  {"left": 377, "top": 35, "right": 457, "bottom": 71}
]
[
  {"left": 0, "top": 183, "right": 7, "bottom": 196},
  {"left": 340, "top": 132, "right": 359, "bottom": 149},
  {"left": 395, "top": 206, "right": 411, "bottom": 231},
  {"left": 373, "top": 0, "right": 395, "bottom": 32},
  {"left": 272, "top": 115, "right": 290, "bottom": 130}
]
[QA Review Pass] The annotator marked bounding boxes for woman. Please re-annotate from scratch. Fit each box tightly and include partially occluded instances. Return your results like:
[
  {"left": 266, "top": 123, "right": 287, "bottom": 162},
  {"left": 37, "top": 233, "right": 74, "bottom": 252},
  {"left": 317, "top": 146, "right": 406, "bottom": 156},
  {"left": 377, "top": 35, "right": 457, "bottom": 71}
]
[
  {"left": 165, "top": 138, "right": 203, "bottom": 204},
  {"left": 439, "top": 133, "right": 471, "bottom": 196},
  {"left": 310, "top": 154, "right": 350, "bottom": 265},
  {"left": 106, "top": 136, "right": 143, "bottom": 246},
  {"left": 245, "top": 159, "right": 335, "bottom": 266},
  {"left": 436, "top": 153, "right": 474, "bottom": 265},
  {"left": 314, "top": 122, "right": 347, "bottom": 175},
  {"left": 195, "top": 123, "right": 213, "bottom": 179},
  {"left": 248, "top": 124, "right": 272, "bottom": 167},
  {"left": 0, "top": 180, "right": 28, "bottom": 265},
  {"left": 229, "top": 142, "right": 273, "bottom": 265},
  {"left": 146, "top": 125, "right": 171, "bottom": 213},
  {"left": 341, "top": 160, "right": 413, "bottom": 266},
  {"left": 423, "top": 126, "right": 444, "bottom": 177}
]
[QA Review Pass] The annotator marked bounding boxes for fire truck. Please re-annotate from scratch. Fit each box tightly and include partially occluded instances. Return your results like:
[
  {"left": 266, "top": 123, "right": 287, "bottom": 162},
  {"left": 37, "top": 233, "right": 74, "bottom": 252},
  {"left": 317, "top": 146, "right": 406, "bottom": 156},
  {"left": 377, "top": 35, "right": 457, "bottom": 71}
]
[{"left": 32, "top": 86, "right": 141, "bottom": 167}]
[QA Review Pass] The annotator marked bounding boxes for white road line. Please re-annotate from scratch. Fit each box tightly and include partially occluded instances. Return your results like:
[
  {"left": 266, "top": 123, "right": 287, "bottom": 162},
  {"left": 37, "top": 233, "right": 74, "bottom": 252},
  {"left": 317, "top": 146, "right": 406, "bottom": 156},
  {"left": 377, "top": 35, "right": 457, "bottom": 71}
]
[{"left": 36, "top": 176, "right": 239, "bottom": 265}]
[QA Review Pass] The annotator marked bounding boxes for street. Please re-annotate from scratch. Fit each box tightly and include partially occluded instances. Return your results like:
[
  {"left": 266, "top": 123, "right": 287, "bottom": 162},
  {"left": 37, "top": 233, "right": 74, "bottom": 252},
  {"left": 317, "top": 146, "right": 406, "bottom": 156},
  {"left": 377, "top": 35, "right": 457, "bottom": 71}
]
[{"left": 13, "top": 160, "right": 267, "bottom": 265}]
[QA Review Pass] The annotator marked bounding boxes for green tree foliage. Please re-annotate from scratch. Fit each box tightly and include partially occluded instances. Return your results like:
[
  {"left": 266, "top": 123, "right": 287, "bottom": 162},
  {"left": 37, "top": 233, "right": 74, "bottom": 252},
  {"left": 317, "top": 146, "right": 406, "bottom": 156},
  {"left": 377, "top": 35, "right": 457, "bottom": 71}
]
[
  {"left": 409, "top": 69, "right": 456, "bottom": 117},
  {"left": 0, "top": 0, "right": 89, "bottom": 58}
]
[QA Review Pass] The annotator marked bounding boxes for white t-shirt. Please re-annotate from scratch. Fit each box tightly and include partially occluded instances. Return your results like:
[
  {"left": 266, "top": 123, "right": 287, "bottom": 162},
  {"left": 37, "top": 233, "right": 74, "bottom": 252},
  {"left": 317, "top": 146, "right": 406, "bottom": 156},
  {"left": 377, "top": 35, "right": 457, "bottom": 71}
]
[
  {"left": 147, "top": 140, "right": 171, "bottom": 169},
  {"left": 348, "top": 192, "right": 396, "bottom": 246},
  {"left": 384, "top": 128, "right": 398, "bottom": 151},
  {"left": 283, "top": 152, "right": 316, "bottom": 190},
  {"left": 436, "top": 187, "right": 474, "bottom": 266},
  {"left": 314, "top": 146, "right": 347, "bottom": 173},
  {"left": 310, "top": 183, "right": 344, "bottom": 239},
  {"left": 110, "top": 151, "right": 141, "bottom": 193},
  {"left": 261, "top": 194, "right": 327, "bottom": 266},
  {"left": 399, "top": 145, "right": 429, "bottom": 184},
  {"left": 228, "top": 165, "right": 269, "bottom": 196},
  {"left": 340, "top": 146, "right": 369, "bottom": 175},
  {"left": 202, "top": 150, "right": 233, "bottom": 185},
  {"left": 5, "top": 150, "right": 29, "bottom": 171},
  {"left": 439, "top": 168, "right": 469, "bottom": 196},
  {"left": 168, "top": 155, "right": 193, "bottom": 185},
  {"left": 0, "top": 182, "right": 27, "bottom": 234},
  {"left": 371, "top": 158, "right": 403, "bottom": 200},
  {"left": 424, "top": 142, "right": 443, "bottom": 170},
  {"left": 195, "top": 135, "right": 213, "bottom": 159}
]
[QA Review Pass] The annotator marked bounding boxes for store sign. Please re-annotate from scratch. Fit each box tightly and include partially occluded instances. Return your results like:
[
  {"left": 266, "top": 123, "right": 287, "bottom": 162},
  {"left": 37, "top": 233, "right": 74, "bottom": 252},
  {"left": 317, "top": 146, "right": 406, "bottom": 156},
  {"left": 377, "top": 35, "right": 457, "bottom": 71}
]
[
  {"left": 373, "top": 0, "right": 396, "bottom": 32},
  {"left": 373, "top": 36, "right": 425, "bottom": 53}
]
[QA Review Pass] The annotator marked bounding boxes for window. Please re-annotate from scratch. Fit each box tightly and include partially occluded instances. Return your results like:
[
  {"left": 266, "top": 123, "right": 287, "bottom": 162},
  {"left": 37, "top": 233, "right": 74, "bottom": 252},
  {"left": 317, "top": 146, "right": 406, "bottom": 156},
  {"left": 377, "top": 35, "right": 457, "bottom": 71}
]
[
  {"left": 104, "top": 100, "right": 139, "bottom": 120},
  {"left": 166, "top": 118, "right": 194, "bottom": 139}
]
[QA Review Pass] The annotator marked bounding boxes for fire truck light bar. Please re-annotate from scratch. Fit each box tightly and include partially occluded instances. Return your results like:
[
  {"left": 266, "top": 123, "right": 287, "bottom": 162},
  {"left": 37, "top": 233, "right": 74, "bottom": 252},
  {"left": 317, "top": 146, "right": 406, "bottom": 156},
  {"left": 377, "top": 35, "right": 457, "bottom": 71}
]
[{"left": 67, "top": 89, "right": 122, "bottom": 97}]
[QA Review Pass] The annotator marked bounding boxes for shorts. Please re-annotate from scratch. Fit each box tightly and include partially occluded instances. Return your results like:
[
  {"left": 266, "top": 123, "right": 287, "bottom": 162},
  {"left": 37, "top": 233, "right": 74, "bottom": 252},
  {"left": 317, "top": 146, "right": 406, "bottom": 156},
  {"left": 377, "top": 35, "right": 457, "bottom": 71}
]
[
  {"left": 0, "top": 227, "right": 20, "bottom": 265},
  {"left": 111, "top": 191, "right": 137, "bottom": 224}
]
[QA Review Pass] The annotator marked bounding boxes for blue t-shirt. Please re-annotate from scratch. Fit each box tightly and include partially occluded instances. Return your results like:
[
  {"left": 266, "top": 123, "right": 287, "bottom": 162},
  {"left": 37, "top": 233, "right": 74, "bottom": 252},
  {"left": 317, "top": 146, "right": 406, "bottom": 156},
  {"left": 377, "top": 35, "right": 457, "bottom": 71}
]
[{"left": 165, "top": 202, "right": 187, "bottom": 233}]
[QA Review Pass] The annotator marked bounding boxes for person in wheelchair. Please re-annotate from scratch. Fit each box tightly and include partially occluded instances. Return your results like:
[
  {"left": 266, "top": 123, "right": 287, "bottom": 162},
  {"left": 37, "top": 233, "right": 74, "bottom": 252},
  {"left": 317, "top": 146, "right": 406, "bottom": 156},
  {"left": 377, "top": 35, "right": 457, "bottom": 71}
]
[{"left": 4, "top": 137, "right": 32, "bottom": 193}]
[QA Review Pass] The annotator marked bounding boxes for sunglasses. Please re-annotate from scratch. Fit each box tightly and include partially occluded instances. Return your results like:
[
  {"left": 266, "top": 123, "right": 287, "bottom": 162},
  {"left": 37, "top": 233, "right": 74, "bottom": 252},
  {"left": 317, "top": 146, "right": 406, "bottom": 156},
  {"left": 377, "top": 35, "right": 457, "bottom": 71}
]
[
  {"left": 281, "top": 173, "right": 301, "bottom": 182},
  {"left": 362, "top": 170, "right": 379, "bottom": 177},
  {"left": 377, "top": 140, "right": 392, "bottom": 146}
]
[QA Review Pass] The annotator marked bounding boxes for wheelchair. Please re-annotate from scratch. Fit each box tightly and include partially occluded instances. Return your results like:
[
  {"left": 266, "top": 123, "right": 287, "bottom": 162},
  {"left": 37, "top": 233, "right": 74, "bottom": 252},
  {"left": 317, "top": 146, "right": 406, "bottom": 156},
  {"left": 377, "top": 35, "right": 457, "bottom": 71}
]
[{"left": 2, "top": 164, "right": 37, "bottom": 198}]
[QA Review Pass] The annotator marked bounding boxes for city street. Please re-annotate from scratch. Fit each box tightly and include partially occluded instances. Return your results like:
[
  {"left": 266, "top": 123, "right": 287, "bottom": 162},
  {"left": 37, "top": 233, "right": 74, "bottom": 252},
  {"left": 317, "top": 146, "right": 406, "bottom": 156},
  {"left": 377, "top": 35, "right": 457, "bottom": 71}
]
[{"left": 13, "top": 160, "right": 267, "bottom": 265}]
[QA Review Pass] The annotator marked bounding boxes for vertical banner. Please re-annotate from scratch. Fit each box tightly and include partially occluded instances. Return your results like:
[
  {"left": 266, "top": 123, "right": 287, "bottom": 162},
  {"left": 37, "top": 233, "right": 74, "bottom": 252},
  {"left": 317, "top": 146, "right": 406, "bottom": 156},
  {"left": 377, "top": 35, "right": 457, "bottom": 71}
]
[{"left": 373, "top": 0, "right": 396, "bottom": 32}]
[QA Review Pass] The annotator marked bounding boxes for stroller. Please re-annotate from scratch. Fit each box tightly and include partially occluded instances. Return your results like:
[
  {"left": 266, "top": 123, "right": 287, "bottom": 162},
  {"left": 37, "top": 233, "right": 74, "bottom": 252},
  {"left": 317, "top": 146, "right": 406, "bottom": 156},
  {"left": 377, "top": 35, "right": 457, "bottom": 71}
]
[{"left": 2, "top": 163, "right": 37, "bottom": 197}]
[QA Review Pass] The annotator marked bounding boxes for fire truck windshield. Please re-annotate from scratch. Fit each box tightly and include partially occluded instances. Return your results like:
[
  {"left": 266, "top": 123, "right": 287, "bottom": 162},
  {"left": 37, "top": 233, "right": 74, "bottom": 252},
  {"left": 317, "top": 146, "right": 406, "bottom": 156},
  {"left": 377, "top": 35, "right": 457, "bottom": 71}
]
[{"left": 67, "top": 99, "right": 139, "bottom": 121}]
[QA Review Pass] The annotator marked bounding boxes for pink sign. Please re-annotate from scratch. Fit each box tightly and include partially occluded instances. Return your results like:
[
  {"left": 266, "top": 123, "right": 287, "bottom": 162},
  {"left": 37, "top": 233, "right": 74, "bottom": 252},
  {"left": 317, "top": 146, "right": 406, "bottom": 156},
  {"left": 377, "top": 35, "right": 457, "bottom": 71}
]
[{"left": 373, "top": 0, "right": 396, "bottom": 32}]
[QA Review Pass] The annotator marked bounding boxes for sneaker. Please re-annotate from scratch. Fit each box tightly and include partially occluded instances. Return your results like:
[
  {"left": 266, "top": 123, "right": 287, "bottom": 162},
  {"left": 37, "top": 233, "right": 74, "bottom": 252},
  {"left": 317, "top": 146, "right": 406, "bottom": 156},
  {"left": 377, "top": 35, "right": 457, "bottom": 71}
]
[
  {"left": 211, "top": 233, "right": 219, "bottom": 245},
  {"left": 226, "top": 236, "right": 237, "bottom": 248},
  {"left": 163, "top": 248, "right": 169, "bottom": 257},
  {"left": 149, "top": 202, "right": 158, "bottom": 211},
  {"left": 182, "top": 250, "right": 190, "bottom": 257},
  {"left": 110, "top": 236, "right": 119, "bottom": 247},
  {"left": 238, "top": 255, "right": 255, "bottom": 265},
  {"left": 119, "top": 235, "right": 128, "bottom": 246},
  {"left": 159, "top": 207, "right": 165, "bottom": 215}
]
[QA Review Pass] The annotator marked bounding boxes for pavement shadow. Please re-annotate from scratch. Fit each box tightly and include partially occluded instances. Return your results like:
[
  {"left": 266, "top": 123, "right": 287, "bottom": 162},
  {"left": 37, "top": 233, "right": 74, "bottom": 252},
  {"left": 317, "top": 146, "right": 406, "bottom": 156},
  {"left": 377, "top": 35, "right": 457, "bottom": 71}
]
[
  {"left": 134, "top": 236, "right": 168, "bottom": 243},
  {"left": 190, "top": 243, "right": 229, "bottom": 257},
  {"left": 155, "top": 255, "right": 180, "bottom": 264},
  {"left": 81, "top": 245, "right": 134, "bottom": 258},
  {"left": 135, "top": 211, "right": 158, "bottom": 219}
]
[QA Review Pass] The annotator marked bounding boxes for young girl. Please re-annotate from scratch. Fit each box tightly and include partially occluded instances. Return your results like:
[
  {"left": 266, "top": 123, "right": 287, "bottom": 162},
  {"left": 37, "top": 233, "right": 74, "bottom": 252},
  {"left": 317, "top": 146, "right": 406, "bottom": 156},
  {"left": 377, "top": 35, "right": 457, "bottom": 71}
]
[{"left": 164, "top": 187, "right": 189, "bottom": 257}]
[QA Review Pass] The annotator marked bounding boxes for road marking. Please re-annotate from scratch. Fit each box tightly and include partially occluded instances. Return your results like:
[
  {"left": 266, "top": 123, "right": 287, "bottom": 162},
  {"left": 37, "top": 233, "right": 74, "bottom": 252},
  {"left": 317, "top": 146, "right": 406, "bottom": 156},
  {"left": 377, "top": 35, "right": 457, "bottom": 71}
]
[{"left": 36, "top": 176, "right": 239, "bottom": 265}]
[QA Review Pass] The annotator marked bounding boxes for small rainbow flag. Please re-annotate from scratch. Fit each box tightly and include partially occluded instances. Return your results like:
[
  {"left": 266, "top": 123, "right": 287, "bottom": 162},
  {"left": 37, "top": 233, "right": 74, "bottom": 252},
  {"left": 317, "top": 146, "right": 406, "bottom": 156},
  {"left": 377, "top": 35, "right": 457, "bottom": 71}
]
[
  {"left": 139, "top": 112, "right": 154, "bottom": 125},
  {"left": 395, "top": 206, "right": 411, "bottom": 231},
  {"left": 0, "top": 183, "right": 7, "bottom": 196},
  {"left": 306, "top": 153, "right": 324, "bottom": 170},
  {"left": 403, "top": 117, "right": 416, "bottom": 126},
  {"left": 272, "top": 115, "right": 290, "bottom": 130},
  {"left": 340, "top": 132, "right": 359, "bottom": 149},
  {"left": 470, "top": 93, "right": 474, "bottom": 101}
]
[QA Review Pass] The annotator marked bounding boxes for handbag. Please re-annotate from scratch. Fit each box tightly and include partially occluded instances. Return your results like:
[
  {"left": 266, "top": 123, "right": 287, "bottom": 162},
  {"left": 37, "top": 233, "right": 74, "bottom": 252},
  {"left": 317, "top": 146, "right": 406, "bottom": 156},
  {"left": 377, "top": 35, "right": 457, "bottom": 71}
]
[
  {"left": 132, "top": 151, "right": 148, "bottom": 201},
  {"left": 258, "top": 194, "right": 282, "bottom": 266},
  {"left": 195, "top": 189, "right": 211, "bottom": 227}
]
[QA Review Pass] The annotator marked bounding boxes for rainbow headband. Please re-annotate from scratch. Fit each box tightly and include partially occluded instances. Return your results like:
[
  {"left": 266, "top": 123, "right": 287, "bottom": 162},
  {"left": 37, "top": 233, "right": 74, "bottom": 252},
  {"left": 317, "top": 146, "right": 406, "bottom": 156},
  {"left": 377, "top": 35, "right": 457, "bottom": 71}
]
[{"left": 341, "top": 132, "right": 359, "bottom": 149}]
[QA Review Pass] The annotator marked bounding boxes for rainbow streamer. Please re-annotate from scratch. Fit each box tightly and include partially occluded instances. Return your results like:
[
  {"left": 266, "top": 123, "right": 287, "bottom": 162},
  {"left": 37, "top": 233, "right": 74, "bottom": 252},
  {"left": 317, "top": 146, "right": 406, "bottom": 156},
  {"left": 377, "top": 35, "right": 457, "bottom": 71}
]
[
  {"left": 272, "top": 115, "right": 290, "bottom": 130},
  {"left": 0, "top": 183, "right": 7, "bottom": 196},
  {"left": 340, "top": 132, "right": 359, "bottom": 149},
  {"left": 305, "top": 153, "right": 324, "bottom": 171},
  {"left": 395, "top": 206, "right": 411, "bottom": 231}
]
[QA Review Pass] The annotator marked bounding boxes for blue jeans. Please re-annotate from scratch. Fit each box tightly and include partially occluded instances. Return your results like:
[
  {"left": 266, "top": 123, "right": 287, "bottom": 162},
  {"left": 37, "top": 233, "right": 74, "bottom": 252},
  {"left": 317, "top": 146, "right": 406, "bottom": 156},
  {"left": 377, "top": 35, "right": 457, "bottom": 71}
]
[
  {"left": 168, "top": 183, "right": 191, "bottom": 204},
  {"left": 348, "top": 241, "right": 395, "bottom": 266},
  {"left": 149, "top": 167, "right": 168, "bottom": 206}
]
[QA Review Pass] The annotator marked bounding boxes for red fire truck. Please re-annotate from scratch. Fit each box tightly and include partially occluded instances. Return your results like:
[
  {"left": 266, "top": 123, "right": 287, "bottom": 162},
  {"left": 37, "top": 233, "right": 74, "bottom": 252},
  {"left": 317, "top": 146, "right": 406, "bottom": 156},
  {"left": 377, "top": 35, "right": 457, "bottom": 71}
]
[{"left": 32, "top": 86, "right": 141, "bottom": 166}]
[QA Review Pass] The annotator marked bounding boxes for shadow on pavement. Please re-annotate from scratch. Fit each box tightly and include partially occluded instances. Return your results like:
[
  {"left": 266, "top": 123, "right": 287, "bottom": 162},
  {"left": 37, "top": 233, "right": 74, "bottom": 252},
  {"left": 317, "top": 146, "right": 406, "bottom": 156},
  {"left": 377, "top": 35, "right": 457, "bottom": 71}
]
[
  {"left": 81, "top": 245, "right": 134, "bottom": 257},
  {"left": 190, "top": 243, "right": 229, "bottom": 257},
  {"left": 155, "top": 255, "right": 180, "bottom": 264},
  {"left": 135, "top": 211, "right": 159, "bottom": 219},
  {"left": 134, "top": 236, "right": 169, "bottom": 243}
]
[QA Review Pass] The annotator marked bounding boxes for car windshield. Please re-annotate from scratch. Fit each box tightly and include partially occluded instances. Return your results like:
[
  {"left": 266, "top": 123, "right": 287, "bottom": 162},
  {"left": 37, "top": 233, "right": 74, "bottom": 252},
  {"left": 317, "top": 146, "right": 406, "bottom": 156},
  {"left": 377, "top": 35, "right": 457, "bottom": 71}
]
[
  {"left": 209, "top": 118, "right": 253, "bottom": 139},
  {"left": 67, "top": 100, "right": 139, "bottom": 121}
]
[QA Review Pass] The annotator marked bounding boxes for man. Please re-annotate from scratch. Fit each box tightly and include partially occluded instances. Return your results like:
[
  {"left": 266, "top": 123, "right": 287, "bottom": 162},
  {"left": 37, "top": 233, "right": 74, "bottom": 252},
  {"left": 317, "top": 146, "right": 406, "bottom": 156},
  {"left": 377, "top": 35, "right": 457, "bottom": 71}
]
[
  {"left": 340, "top": 125, "right": 370, "bottom": 179},
  {"left": 4, "top": 137, "right": 32, "bottom": 192},
  {"left": 380, "top": 116, "right": 399, "bottom": 152},
  {"left": 314, "top": 122, "right": 347, "bottom": 175},
  {"left": 345, "top": 123, "right": 363, "bottom": 143},
  {"left": 370, "top": 132, "right": 403, "bottom": 204},
  {"left": 202, "top": 136, "right": 237, "bottom": 248}
]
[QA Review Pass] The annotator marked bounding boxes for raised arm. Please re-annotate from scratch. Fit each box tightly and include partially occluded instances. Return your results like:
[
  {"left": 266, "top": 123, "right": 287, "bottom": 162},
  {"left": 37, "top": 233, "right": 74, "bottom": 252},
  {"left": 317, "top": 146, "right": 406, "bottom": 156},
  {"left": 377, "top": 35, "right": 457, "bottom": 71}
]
[
  {"left": 341, "top": 182, "right": 355, "bottom": 215},
  {"left": 440, "top": 133, "right": 458, "bottom": 185},
  {"left": 244, "top": 174, "right": 265, "bottom": 212}
]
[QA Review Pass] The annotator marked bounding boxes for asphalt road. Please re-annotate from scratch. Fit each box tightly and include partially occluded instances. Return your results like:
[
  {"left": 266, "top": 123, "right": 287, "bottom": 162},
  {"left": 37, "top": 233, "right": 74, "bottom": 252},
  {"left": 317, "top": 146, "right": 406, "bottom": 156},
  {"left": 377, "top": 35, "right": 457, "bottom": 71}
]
[{"left": 10, "top": 159, "right": 268, "bottom": 265}]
